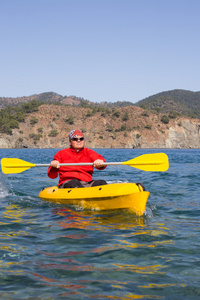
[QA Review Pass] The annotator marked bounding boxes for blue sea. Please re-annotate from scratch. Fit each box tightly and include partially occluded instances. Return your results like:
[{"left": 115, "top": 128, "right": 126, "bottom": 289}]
[{"left": 0, "top": 148, "right": 200, "bottom": 299}]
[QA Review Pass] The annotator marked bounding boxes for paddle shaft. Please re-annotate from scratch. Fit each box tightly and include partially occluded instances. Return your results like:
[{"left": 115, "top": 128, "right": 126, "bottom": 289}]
[
  {"left": 19, "top": 162, "right": 121, "bottom": 167},
  {"left": 10, "top": 161, "right": 163, "bottom": 168}
]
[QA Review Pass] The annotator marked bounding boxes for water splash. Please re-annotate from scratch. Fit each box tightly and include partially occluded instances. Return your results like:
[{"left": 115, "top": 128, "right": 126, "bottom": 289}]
[{"left": 0, "top": 173, "right": 9, "bottom": 198}]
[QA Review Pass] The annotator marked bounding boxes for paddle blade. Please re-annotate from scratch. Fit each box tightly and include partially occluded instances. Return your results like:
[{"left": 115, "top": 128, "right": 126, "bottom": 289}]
[
  {"left": 123, "top": 153, "right": 169, "bottom": 172},
  {"left": 1, "top": 158, "right": 35, "bottom": 174}
]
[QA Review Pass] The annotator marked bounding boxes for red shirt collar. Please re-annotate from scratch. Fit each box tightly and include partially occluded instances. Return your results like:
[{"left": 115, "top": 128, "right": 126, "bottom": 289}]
[{"left": 70, "top": 147, "right": 84, "bottom": 153}]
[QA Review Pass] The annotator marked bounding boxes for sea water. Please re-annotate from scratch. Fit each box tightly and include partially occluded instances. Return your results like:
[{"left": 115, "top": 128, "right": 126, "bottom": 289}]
[{"left": 0, "top": 148, "right": 199, "bottom": 299}]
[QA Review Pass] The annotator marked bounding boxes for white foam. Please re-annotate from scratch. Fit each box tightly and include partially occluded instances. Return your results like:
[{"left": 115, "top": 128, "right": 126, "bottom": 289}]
[{"left": 0, "top": 173, "right": 9, "bottom": 198}]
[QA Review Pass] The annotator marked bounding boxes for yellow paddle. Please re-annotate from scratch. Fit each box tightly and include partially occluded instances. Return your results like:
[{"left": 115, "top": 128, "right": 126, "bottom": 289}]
[{"left": 1, "top": 153, "right": 169, "bottom": 174}]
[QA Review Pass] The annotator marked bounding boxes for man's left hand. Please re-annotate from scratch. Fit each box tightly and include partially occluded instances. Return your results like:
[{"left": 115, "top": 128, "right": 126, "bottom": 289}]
[{"left": 93, "top": 159, "right": 105, "bottom": 169}]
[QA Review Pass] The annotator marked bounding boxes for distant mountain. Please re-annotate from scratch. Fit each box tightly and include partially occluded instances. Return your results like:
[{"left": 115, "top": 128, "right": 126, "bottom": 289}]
[
  {"left": 0, "top": 92, "right": 85, "bottom": 108},
  {"left": 1, "top": 89, "right": 200, "bottom": 118},
  {"left": 0, "top": 91, "right": 134, "bottom": 109},
  {"left": 134, "top": 89, "right": 200, "bottom": 118}
]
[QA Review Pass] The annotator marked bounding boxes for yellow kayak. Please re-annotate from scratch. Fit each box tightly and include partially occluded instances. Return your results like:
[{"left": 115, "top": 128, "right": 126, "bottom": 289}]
[{"left": 38, "top": 183, "right": 150, "bottom": 216}]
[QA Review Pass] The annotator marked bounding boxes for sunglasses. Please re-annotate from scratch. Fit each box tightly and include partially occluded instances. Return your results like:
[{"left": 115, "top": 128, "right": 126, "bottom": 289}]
[{"left": 71, "top": 137, "right": 84, "bottom": 141}]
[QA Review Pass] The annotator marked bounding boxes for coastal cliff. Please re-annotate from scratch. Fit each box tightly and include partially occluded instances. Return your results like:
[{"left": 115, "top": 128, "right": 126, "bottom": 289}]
[{"left": 0, "top": 104, "right": 200, "bottom": 149}]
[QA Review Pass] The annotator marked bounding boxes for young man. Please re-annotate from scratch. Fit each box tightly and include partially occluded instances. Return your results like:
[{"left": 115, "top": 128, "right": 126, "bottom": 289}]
[{"left": 48, "top": 129, "right": 107, "bottom": 188}]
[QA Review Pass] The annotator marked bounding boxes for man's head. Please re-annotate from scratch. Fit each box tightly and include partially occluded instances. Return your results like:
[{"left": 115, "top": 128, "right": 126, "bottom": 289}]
[{"left": 69, "top": 129, "right": 85, "bottom": 150}]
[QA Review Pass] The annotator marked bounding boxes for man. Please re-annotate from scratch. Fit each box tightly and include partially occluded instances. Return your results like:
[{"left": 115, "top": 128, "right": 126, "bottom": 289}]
[{"left": 48, "top": 129, "right": 107, "bottom": 188}]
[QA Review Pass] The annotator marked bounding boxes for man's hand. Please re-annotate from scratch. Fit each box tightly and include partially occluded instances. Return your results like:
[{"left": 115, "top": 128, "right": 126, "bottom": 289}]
[
  {"left": 93, "top": 159, "right": 105, "bottom": 169},
  {"left": 50, "top": 160, "right": 60, "bottom": 168}
]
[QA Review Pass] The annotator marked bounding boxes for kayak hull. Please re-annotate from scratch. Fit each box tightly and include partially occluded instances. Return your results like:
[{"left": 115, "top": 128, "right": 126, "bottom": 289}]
[{"left": 38, "top": 183, "right": 150, "bottom": 216}]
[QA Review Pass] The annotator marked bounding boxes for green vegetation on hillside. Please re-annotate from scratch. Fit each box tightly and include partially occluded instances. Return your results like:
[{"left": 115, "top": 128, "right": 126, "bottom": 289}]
[
  {"left": 0, "top": 100, "right": 42, "bottom": 135},
  {"left": 135, "top": 89, "right": 200, "bottom": 119}
]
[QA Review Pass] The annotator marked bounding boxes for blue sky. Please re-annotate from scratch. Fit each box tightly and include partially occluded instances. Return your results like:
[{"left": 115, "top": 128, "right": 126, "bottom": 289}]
[{"left": 0, "top": 0, "right": 200, "bottom": 103}]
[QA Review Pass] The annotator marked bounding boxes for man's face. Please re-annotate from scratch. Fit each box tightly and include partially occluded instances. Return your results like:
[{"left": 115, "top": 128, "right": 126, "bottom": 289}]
[{"left": 70, "top": 136, "right": 85, "bottom": 150}]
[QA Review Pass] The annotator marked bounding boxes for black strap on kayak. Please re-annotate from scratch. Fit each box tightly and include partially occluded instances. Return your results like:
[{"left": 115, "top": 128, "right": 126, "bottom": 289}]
[{"left": 136, "top": 182, "right": 146, "bottom": 191}]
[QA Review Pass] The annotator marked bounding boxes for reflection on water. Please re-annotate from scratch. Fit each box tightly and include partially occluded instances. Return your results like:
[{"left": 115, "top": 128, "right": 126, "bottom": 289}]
[
  {"left": 20, "top": 207, "right": 177, "bottom": 299},
  {"left": 53, "top": 207, "right": 146, "bottom": 231},
  {"left": 0, "top": 208, "right": 196, "bottom": 299},
  {"left": 2, "top": 204, "right": 36, "bottom": 223}
]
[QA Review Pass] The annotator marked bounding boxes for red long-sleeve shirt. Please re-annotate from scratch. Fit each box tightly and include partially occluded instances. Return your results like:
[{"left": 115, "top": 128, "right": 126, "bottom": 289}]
[{"left": 47, "top": 147, "right": 106, "bottom": 186}]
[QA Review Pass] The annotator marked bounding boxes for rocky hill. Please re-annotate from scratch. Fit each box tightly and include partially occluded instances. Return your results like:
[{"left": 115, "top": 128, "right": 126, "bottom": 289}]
[{"left": 0, "top": 103, "right": 200, "bottom": 149}]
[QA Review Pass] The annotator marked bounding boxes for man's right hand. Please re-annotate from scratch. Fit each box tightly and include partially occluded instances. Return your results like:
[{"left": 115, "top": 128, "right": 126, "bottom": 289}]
[{"left": 50, "top": 160, "right": 60, "bottom": 168}]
